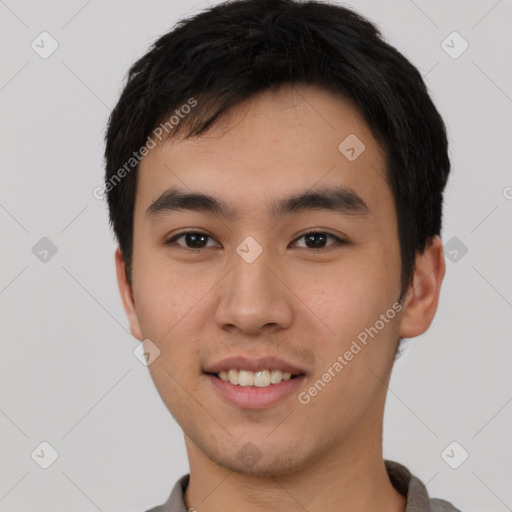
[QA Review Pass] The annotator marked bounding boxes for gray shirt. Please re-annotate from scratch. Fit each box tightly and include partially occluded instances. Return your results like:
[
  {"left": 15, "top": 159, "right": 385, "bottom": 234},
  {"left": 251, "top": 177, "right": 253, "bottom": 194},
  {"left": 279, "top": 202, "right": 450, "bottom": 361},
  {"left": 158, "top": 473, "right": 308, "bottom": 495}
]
[{"left": 145, "top": 460, "right": 461, "bottom": 512}]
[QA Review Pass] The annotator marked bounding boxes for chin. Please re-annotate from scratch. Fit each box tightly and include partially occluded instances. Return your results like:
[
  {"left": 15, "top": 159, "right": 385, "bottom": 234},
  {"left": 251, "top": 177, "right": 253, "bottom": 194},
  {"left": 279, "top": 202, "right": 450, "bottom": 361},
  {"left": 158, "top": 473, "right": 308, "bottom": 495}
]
[{"left": 208, "top": 442, "right": 310, "bottom": 478}]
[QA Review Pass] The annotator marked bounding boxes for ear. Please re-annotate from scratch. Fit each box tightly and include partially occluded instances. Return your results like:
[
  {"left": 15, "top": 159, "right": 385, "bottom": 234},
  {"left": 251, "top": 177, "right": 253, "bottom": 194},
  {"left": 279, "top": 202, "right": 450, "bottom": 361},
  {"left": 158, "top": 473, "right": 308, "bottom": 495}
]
[
  {"left": 115, "top": 247, "right": 143, "bottom": 341},
  {"left": 398, "top": 235, "right": 446, "bottom": 339}
]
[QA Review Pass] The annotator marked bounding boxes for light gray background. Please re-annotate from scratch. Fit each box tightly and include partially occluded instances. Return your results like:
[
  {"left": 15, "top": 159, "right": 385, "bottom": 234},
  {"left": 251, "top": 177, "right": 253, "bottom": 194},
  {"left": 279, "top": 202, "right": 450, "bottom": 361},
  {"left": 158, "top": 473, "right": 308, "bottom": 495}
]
[{"left": 1, "top": 0, "right": 511, "bottom": 511}]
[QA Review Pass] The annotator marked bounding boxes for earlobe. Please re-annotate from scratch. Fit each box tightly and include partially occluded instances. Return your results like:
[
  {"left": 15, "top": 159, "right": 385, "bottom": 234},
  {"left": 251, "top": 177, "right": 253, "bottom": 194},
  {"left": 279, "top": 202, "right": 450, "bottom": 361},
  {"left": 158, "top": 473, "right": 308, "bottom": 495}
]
[
  {"left": 398, "top": 236, "right": 446, "bottom": 339},
  {"left": 115, "top": 247, "right": 143, "bottom": 341}
]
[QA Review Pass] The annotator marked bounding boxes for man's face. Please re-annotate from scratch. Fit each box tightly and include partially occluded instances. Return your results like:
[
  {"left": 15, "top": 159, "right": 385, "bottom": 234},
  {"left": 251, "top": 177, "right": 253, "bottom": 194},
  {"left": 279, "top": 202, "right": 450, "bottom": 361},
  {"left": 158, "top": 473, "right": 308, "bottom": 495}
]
[{"left": 121, "top": 84, "right": 405, "bottom": 476}]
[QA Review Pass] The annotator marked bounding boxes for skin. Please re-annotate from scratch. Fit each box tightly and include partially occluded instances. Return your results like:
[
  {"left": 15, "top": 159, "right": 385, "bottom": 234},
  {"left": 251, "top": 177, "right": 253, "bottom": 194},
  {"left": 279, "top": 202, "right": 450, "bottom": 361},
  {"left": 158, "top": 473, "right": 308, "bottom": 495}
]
[{"left": 116, "top": 83, "right": 445, "bottom": 512}]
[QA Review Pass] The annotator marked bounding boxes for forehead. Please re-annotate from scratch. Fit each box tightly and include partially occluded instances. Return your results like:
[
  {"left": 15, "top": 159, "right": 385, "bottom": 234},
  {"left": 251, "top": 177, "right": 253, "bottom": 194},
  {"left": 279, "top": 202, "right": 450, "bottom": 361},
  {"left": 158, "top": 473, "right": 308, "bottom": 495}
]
[{"left": 135, "top": 84, "right": 391, "bottom": 221}]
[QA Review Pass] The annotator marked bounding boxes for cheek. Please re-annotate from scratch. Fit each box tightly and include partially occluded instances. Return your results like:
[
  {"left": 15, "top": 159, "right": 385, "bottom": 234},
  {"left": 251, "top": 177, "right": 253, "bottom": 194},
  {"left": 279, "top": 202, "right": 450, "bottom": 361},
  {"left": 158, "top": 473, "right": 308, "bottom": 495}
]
[
  {"left": 294, "top": 252, "right": 400, "bottom": 384},
  {"left": 132, "top": 253, "right": 207, "bottom": 371},
  {"left": 132, "top": 250, "right": 203, "bottom": 337},
  {"left": 294, "top": 255, "right": 394, "bottom": 337},
  {"left": 146, "top": 354, "right": 205, "bottom": 436}
]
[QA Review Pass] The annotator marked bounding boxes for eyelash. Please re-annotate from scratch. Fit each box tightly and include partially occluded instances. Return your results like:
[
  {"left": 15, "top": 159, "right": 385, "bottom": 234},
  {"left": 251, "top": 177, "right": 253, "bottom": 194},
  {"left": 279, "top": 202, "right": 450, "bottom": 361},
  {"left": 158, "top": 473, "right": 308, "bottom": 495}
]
[{"left": 165, "top": 230, "right": 346, "bottom": 253}]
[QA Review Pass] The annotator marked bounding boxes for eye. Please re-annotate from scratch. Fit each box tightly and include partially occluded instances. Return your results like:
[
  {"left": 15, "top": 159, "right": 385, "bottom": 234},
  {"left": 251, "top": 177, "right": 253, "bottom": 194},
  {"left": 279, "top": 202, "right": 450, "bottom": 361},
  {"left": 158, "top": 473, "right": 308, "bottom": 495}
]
[
  {"left": 165, "top": 230, "right": 346, "bottom": 252},
  {"left": 291, "top": 231, "right": 346, "bottom": 252},
  {"left": 166, "top": 231, "right": 219, "bottom": 251}
]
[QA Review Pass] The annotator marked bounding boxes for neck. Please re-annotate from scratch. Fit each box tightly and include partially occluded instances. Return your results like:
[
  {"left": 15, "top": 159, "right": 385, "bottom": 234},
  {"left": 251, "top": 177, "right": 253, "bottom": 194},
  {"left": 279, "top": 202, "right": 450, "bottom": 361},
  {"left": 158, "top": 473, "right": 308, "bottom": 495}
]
[{"left": 183, "top": 399, "right": 406, "bottom": 512}]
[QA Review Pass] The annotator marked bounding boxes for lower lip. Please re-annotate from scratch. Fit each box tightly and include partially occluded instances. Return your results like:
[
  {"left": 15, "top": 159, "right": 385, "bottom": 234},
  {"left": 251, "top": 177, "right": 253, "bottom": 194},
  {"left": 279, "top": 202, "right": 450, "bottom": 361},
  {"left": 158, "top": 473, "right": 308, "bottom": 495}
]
[{"left": 205, "top": 373, "right": 306, "bottom": 409}]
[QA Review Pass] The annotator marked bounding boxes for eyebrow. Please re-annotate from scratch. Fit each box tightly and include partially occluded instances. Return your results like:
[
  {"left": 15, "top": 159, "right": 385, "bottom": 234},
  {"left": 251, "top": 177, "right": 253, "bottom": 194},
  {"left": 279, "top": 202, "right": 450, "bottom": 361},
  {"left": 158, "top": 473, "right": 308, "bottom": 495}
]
[{"left": 145, "top": 184, "right": 369, "bottom": 222}]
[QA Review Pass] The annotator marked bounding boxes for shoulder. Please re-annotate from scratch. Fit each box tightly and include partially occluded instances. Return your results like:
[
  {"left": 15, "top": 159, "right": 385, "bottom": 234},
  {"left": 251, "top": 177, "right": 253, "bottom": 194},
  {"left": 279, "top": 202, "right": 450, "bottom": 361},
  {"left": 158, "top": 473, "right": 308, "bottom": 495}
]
[
  {"left": 142, "top": 474, "right": 190, "bottom": 512},
  {"left": 429, "top": 497, "right": 463, "bottom": 512},
  {"left": 385, "top": 460, "right": 462, "bottom": 512}
]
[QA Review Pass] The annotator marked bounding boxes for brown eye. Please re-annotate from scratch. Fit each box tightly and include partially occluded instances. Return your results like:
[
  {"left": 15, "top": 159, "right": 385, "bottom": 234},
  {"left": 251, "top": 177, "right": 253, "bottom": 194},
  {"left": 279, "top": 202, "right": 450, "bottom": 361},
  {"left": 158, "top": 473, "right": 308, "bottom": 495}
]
[
  {"left": 166, "top": 231, "right": 218, "bottom": 250},
  {"left": 292, "top": 232, "right": 346, "bottom": 251},
  {"left": 165, "top": 230, "right": 346, "bottom": 252}
]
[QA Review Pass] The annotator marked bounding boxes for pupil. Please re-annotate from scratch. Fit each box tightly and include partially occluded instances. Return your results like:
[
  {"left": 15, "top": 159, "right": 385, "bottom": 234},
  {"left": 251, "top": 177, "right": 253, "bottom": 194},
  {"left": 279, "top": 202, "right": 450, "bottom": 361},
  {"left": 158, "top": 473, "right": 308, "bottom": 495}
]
[
  {"left": 306, "top": 233, "right": 326, "bottom": 248},
  {"left": 187, "top": 233, "right": 207, "bottom": 248}
]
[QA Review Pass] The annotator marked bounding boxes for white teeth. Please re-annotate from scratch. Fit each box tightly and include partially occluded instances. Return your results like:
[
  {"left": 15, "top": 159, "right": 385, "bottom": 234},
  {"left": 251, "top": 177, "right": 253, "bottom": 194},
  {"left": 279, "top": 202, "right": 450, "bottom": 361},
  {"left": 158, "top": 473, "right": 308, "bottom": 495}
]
[
  {"left": 238, "top": 370, "right": 254, "bottom": 386},
  {"left": 228, "top": 369, "right": 238, "bottom": 385},
  {"left": 254, "top": 370, "right": 270, "bottom": 387},
  {"left": 270, "top": 369, "right": 284, "bottom": 384},
  {"left": 216, "top": 369, "right": 294, "bottom": 387}
]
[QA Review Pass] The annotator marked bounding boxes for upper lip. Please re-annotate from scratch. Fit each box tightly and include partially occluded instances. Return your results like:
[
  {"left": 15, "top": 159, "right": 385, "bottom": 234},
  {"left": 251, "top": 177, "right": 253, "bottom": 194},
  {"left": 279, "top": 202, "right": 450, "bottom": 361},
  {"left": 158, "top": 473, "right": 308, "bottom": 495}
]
[{"left": 203, "top": 355, "right": 307, "bottom": 375}]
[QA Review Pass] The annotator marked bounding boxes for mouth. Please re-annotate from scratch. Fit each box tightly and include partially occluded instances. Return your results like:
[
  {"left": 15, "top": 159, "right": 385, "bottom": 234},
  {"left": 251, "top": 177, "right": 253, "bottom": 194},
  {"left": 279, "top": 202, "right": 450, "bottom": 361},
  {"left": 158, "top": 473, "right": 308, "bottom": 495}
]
[
  {"left": 205, "top": 369, "right": 304, "bottom": 388},
  {"left": 202, "top": 355, "right": 308, "bottom": 408},
  {"left": 204, "top": 368, "right": 307, "bottom": 409}
]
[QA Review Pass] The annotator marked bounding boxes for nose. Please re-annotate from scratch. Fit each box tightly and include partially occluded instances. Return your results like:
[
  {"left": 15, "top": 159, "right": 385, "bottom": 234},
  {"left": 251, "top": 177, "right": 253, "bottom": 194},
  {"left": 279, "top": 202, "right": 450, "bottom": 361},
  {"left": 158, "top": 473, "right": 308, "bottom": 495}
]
[{"left": 214, "top": 246, "right": 294, "bottom": 335}]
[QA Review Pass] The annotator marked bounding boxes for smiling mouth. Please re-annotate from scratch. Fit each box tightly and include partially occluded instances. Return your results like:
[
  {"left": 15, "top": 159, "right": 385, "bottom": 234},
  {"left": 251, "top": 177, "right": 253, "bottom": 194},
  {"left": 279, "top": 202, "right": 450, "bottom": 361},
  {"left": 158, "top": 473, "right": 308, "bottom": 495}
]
[{"left": 206, "top": 369, "right": 303, "bottom": 388}]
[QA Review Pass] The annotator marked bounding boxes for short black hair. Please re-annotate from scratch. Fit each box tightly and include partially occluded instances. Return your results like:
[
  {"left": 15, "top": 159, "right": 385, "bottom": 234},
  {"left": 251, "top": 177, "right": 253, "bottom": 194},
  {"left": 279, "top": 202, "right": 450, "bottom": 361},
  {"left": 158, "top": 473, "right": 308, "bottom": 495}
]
[{"left": 104, "top": 0, "right": 450, "bottom": 300}]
